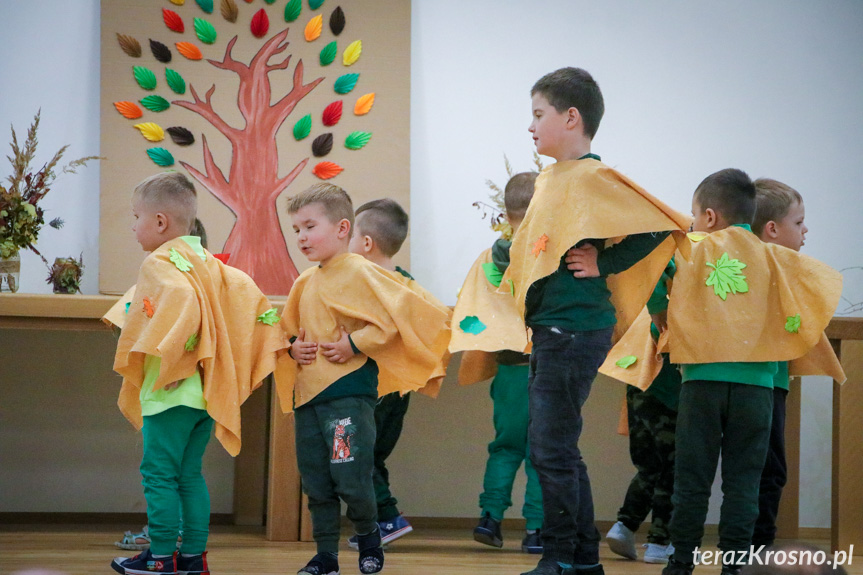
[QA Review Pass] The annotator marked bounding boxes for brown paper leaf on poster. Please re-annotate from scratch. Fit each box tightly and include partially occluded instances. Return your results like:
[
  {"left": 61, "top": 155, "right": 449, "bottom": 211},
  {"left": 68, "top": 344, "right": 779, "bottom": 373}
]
[
  {"left": 220, "top": 0, "right": 238, "bottom": 23},
  {"left": 329, "top": 6, "right": 345, "bottom": 36},
  {"left": 117, "top": 33, "right": 142, "bottom": 58},
  {"left": 312, "top": 133, "right": 333, "bottom": 157},
  {"left": 150, "top": 40, "right": 172, "bottom": 63},
  {"left": 167, "top": 126, "right": 196, "bottom": 146}
]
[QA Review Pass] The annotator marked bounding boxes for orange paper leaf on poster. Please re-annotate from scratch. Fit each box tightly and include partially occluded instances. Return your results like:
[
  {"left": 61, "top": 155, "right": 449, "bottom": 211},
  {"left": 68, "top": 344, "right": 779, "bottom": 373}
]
[
  {"left": 354, "top": 92, "right": 375, "bottom": 115},
  {"left": 312, "top": 161, "right": 343, "bottom": 180},
  {"left": 250, "top": 9, "right": 269, "bottom": 37},
  {"left": 532, "top": 233, "right": 549, "bottom": 257},
  {"left": 304, "top": 14, "right": 323, "bottom": 41},
  {"left": 163, "top": 8, "right": 185, "bottom": 32},
  {"left": 114, "top": 101, "right": 143, "bottom": 119},
  {"left": 176, "top": 42, "right": 203, "bottom": 60}
]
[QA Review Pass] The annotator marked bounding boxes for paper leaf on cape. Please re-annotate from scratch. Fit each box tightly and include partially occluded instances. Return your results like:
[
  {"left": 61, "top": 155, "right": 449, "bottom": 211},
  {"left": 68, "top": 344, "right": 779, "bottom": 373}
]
[
  {"left": 687, "top": 231, "right": 708, "bottom": 243},
  {"left": 221, "top": 0, "right": 238, "bottom": 22},
  {"left": 532, "top": 233, "right": 549, "bottom": 257},
  {"left": 333, "top": 73, "right": 359, "bottom": 94},
  {"left": 251, "top": 9, "right": 270, "bottom": 38},
  {"left": 329, "top": 6, "right": 345, "bottom": 35},
  {"left": 147, "top": 147, "right": 175, "bottom": 167},
  {"left": 506, "top": 278, "right": 515, "bottom": 296},
  {"left": 257, "top": 308, "right": 281, "bottom": 326},
  {"left": 196, "top": 0, "right": 214, "bottom": 14},
  {"left": 194, "top": 18, "right": 217, "bottom": 44},
  {"left": 354, "top": 93, "right": 375, "bottom": 115},
  {"left": 167, "top": 126, "right": 195, "bottom": 146},
  {"left": 133, "top": 66, "right": 158, "bottom": 90},
  {"left": 140, "top": 95, "right": 171, "bottom": 112},
  {"left": 135, "top": 123, "right": 165, "bottom": 142},
  {"left": 169, "top": 248, "right": 194, "bottom": 272},
  {"left": 293, "top": 114, "right": 312, "bottom": 140},
  {"left": 320, "top": 41, "right": 337, "bottom": 66},
  {"left": 142, "top": 297, "right": 156, "bottom": 318},
  {"left": 312, "top": 161, "right": 343, "bottom": 179},
  {"left": 481, "top": 262, "right": 503, "bottom": 287},
  {"left": 163, "top": 8, "right": 185, "bottom": 33},
  {"left": 176, "top": 42, "right": 204, "bottom": 60},
  {"left": 322, "top": 100, "right": 343, "bottom": 126},
  {"left": 344, "top": 131, "right": 371, "bottom": 150},
  {"left": 615, "top": 355, "right": 638, "bottom": 369},
  {"left": 309, "top": 0, "right": 325, "bottom": 9},
  {"left": 185, "top": 332, "right": 200, "bottom": 352},
  {"left": 125, "top": 302, "right": 131, "bottom": 314},
  {"left": 785, "top": 314, "right": 802, "bottom": 334},
  {"left": 114, "top": 101, "right": 143, "bottom": 119},
  {"left": 170, "top": 0, "right": 185, "bottom": 5},
  {"left": 165, "top": 68, "right": 186, "bottom": 94},
  {"left": 284, "top": 0, "right": 301, "bottom": 22},
  {"left": 705, "top": 252, "right": 748, "bottom": 300},
  {"left": 149, "top": 40, "right": 172, "bottom": 63},
  {"left": 342, "top": 40, "right": 361, "bottom": 66},
  {"left": 117, "top": 34, "right": 142, "bottom": 58},
  {"left": 305, "top": 14, "right": 323, "bottom": 41},
  {"left": 459, "top": 315, "right": 487, "bottom": 335},
  {"left": 312, "top": 133, "right": 333, "bottom": 157}
]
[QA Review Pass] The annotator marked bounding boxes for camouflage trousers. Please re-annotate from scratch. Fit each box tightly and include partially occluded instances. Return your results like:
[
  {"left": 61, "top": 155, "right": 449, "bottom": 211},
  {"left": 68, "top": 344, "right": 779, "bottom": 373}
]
[{"left": 618, "top": 385, "right": 677, "bottom": 545}]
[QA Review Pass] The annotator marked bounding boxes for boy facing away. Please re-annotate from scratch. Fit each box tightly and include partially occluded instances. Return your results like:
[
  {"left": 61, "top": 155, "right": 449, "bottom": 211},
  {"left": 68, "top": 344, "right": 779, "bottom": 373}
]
[
  {"left": 502, "top": 67, "right": 691, "bottom": 575},
  {"left": 108, "top": 172, "right": 287, "bottom": 575},
  {"left": 275, "top": 184, "right": 451, "bottom": 575}
]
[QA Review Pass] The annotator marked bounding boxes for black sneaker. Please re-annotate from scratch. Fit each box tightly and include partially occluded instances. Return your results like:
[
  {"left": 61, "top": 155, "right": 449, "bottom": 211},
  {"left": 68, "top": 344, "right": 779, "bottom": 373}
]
[
  {"left": 111, "top": 549, "right": 178, "bottom": 575},
  {"left": 720, "top": 566, "right": 742, "bottom": 575},
  {"left": 520, "top": 557, "right": 585, "bottom": 575},
  {"left": 662, "top": 558, "right": 694, "bottom": 575},
  {"left": 177, "top": 552, "right": 210, "bottom": 575},
  {"left": 521, "top": 530, "right": 543, "bottom": 554},
  {"left": 473, "top": 512, "right": 503, "bottom": 548},
  {"left": 298, "top": 552, "right": 340, "bottom": 575},
  {"left": 356, "top": 527, "right": 384, "bottom": 574}
]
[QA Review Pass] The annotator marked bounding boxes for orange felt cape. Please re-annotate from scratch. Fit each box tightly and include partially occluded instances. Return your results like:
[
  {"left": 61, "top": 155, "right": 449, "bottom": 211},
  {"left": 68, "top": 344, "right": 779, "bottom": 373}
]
[
  {"left": 501, "top": 159, "right": 691, "bottom": 341},
  {"left": 102, "top": 285, "right": 138, "bottom": 330},
  {"left": 106, "top": 238, "right": 289, "bottom": 456},
  {"left": 273, "top": 253, "right": 453, "bottom": 412},
  {"left": 450, "top": 247, "right": 531, "bottom": 386}
]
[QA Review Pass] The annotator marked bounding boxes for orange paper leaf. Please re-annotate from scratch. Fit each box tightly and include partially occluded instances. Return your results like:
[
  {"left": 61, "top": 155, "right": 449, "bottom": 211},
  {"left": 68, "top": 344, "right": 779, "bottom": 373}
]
[
  {"left": 176, "top": 42, "right": 203, "bottom": 60},
  {"left": 304, "top": 14, "right": 323, "bottom": 41},
  {"left": 312, "top": 161, "right": 343, "bottom": 180},
  {"left": 354, "top": 93, "right": 375, "bottom": 115},
  {"left": 114, "top": 101, "right": 143, "bottom": 119},
  {"left": 143, "top": 297, "right": 155, "bottom": 318},
  {"left": 532, "top": 233, "right": 549, "bottom": 257}
]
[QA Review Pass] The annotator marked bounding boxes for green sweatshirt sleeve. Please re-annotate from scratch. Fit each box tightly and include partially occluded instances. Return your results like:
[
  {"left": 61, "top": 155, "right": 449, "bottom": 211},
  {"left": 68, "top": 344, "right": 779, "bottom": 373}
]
[
  {"left": 596, "top": 231, "right": 671, "bottom": 276},
  {"left": 647, "top": 257, "right": 676, "bottom": 315}
]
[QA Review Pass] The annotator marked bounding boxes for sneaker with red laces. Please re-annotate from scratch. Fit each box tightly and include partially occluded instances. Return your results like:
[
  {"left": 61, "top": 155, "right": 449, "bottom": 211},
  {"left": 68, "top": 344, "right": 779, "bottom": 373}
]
[{"left": 111, "top": 549, "right": 178, "bottom": 575}]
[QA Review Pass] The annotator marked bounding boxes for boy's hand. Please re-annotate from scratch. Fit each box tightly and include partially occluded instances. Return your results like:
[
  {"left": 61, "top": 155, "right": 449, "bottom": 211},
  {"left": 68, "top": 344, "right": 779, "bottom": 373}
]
[
  {"left": 565, "top": 244, "right": 600, "bottom": 278},
  {"left": 164, "top": 381, "right": 180, "bottom": 391},
  {"left": 650, "top": 311, "right": 668, "bottom": 333},
  {"left": 321, "top": 326, "right": 357, "bottom": 364},
  {"left": 290, "top": 327, "right": 318, "bottom": 365}
]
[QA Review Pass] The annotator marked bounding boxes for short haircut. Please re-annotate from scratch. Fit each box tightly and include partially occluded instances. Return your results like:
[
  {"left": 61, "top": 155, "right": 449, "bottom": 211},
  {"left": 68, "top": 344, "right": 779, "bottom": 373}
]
[
  {"left": 693, "top": 168, "right": 757, "bottom": 225},
  {"left": 752, "top": 178, "right": 803, "bottom": 236},
  {"left": 133, "top": 172, "right": 197, "bottom": 232},
  {"left": 504, "top": 172, "right": 538, "bottom": 222},
  {"left": 531, "top": 67, "right": 604, "bottom": 139},
  {"left": 189, "top": 218, "right": 208, "bottom": 249},
  {"left": 287, "top": 183, "right": 354, "bottom": 228},
  {"left": 355, "top": 198, "right": 409, "bottom": 257}
]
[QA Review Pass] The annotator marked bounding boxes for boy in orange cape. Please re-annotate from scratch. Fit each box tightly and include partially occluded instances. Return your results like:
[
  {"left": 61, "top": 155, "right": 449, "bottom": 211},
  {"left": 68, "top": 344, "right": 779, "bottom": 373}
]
[
  {"left": 274, "top": 184, "right": 450, "bottom": 575},
  {"left": 501, "top": 67, "right": 690, "bottom": 575},
  {"left": 107, "top": 173, "right": 287, "bottom": 575}
]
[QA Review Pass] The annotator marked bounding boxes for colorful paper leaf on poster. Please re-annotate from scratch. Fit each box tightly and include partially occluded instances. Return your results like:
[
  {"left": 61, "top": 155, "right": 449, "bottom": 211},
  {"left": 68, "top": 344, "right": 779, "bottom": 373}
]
[
  {"left": 532, "top": 233, "right": 549, "bottom": 257},
  {"left": 305, "top": 14, "right": 323, "bottom": 41},
  {"left": 133, "top": 66, "right": 158, "bottom": 90},
  {"left": 167, "top": 127, "right": 195, "bottom": 146},
  {"left": 344, "top": 131, "right": 371, "bottom": 150},
  {"left": 117, "top": 33, "right": 142, "bottom": 57},
  {"left": 312, "top": 161, "right": 343, "bottom": 179},
  {"left": 147, "top": 147, "right": 175, "bottom": 167},
  {"left": 334, "top": 73, "right": 358, "bottom": 94},
  {"left": 312, "top": 133, "right": 333, "bottom": 157},
  {"left": 251, "top": 9, "right": 270, "bottom": 37},
  {"left": 342, "top": 40, "right": 361, "bottom": 66},
  {"left": 329, "top": 6, "right": 345, "bottom": 35},
  {"left": 293, "top": 114, "right": 312, "bottom": 140},
  {"left": 221, "top": 0, "right": 238, "bottom": 23},
  {"left": 320, "top": 41, "right": 337, "bottom": 66},
  {"left": 169, "top": 0, "right": 185, "bottom": 5},
  {"left": 196, "top": 0, "right": 214, "bottom": 14},
  {"left": 284, "top": 0, "right": 301, "bottom": 22},
  {"left": 309, "top": 0, "right": 325, "bottom": 10},
  {"left": 114, "top": 101, "right": 143, "bottom": 119},
  {"left": 194, "top": 18, "right": 217, "bottom": 44},
  {"left": 134, "top": 122, "right": 166, "bottom": 142},
  {"left": 176, "top": 42, "right": 203, "bottom": 60},
  {"left": 481, "top": 262, "right": 503, "bottom": 287},
  {"left": 163, "top": 9, "right": 185, "bottom": 33},
  {"left": 140, "top": 95, "right": 171, "bottom": 112},
  {"left": 354, "top": 93, "right": 375, "bottom": 115},
  {"left": 322, "top": 100, "right": 343, "bottom": 126},
  {"left": 165, "top": 68, "right": 186, "bottom": 94},
  {"left": 149, "top": 40, "right": 172, "bottom": 63},
  {"left": 143, "top": 297, "right": 156, "bottom": 318}
]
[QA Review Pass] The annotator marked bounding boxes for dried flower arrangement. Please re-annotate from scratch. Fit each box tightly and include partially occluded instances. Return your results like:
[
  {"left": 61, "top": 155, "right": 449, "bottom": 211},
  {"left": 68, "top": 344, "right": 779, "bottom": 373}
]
[
  {"left": 473, "top": 152, "right": 543, "bottom": 240},
  {"left": 47, "top": 254, "right": 85, "bottom": 294}
]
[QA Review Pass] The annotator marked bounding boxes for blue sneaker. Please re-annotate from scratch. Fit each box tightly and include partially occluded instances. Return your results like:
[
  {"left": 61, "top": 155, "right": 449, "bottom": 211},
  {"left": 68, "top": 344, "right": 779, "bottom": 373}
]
[
  {"left": 348, "top": 514, "right": 413, "bottom": 549},
  {"left": 473, "top": 512, "right": 503, "bottom": 548},
  {"left": 111, "top": 549, "right": 178, "bottom": 575},
  {"left": 177, "top": 551, "right": 210, "bottom": 575}
]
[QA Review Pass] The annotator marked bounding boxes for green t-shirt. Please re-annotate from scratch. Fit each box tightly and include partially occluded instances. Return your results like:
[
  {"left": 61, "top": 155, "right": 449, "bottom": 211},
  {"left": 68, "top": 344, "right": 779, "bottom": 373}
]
[{"left": 773, "top": 361, "right": 790, "bottom": 391}]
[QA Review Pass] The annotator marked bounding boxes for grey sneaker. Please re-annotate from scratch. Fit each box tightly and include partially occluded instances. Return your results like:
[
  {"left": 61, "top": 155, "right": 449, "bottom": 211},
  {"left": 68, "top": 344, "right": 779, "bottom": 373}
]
[
  {"left": 606, "top": 521, "right": 637, "bottom": 560},
  {"left": 643, "top": 543, "right": 673, "bottom": 564}
]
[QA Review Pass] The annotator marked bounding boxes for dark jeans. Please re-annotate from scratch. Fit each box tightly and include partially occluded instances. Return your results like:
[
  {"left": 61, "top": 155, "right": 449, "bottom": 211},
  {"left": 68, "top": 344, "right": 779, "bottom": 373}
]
[
  {"left": 753, "top": 387, "right": 788, "bottom": 547},
  {"left": 373, "top": 391, "right": 411, "bottom": 522},
  {"left": 528, "top": 325, "right": 614, "bottom": 566}
]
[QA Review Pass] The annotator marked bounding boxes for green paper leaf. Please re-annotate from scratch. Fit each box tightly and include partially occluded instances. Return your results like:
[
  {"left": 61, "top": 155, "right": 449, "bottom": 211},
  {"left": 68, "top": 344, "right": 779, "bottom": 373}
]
[
  {"left": 309, "top": 0, "right": 325, "bottom": 9},
  {"left": 507, "top": 279, "right": 515, "bottom": 296},
  {"left": 344, "top": 131, "right": 372, "bottom": 150},
  {"left": 293, "top": 114, "right": 312, "bottom": 140},
  {"left": 705, "top": 252, "right": 748, "bottom": 300},
  {"left": 334, "top": 73, "right": 359, "bottom": 94},
  {"left": 140, "top": 95, "right": 171, "bottom": 112},
  {"left": 133, "top": 66, "right": 157, "bottom": 90},
  {"left": 284, "top": 0, "right": 301, "bottom": 22},
  {"left": 146, "top": 147, "right": 175, "bottom": 167},
  {"left": 257, "top": 308, "right": 281, "bottom": 326},
  {"left": 169, "top": 248, "right": 194, "bottom": 272},
  {"left": 615, "top": 355, "right": 638, "bottom": 369},
  {"left": 481, "top": 261, "right": 503, "bottom": 287},
  {"left": 194, "top": 18, "right": 217, "bottom": 44},
  {"left": 185, "top": 332, "right": 200, "bottom": 352},
  {"left": 196, "top": 0, "right": 214, "bottom": 14},
  {"left": 165, "top": 68, "right": 186, "bottom": 94},
  {"left": 785, "top": 313, "right": 802, "bottom": 334},
  {"left": 459, "top": 315, "right": 487, "bottom": 335},
  {"left": 320, "top": 41, "right": 337, "bottom": 66},
  {"left": 265, "top": 0, "right": 277, "bottom": 4}
]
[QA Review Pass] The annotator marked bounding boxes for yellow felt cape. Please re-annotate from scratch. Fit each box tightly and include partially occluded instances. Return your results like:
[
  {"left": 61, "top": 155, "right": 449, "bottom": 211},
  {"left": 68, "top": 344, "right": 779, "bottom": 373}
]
[
  {"left": 274, "top": 253, "right": 453, "bottom": 412},
  {"left": 109, "top": 238, "right": 289, "bottom": 456},
  {"left": 501, "top": 159, "right": 691, "bottom": 341},
  {"left": 450, "top": 248, "right": 531, "bottom": 386}
]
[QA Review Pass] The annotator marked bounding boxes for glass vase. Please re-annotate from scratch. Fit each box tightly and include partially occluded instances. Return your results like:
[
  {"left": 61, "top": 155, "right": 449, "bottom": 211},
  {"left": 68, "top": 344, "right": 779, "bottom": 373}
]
[{"left": 0, "top": 253, "right": 21, "bottom": 293}]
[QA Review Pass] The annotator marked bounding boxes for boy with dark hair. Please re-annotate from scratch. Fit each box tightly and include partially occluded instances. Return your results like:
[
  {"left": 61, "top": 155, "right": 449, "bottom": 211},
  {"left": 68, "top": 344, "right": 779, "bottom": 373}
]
[
  {"left": 503, "top": 67, "right": 691, "bottom": 575},
  {"left": 276, "top": 184, "right": 451, "bottom": 575},
  {"left": 451, "top": 172, "right": 544, "bottom": 554}
]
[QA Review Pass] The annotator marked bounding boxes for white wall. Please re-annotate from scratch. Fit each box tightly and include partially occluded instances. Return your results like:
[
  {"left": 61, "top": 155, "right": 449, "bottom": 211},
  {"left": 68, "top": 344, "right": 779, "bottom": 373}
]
[{"left": 2, "top": 0, "right": 861, "bottom": 527}]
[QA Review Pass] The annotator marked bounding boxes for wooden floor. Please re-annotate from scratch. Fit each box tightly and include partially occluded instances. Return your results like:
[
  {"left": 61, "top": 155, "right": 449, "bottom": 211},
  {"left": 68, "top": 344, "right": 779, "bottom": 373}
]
[{"left": 1, "top": 524, "right": 860, "bottom": 575}]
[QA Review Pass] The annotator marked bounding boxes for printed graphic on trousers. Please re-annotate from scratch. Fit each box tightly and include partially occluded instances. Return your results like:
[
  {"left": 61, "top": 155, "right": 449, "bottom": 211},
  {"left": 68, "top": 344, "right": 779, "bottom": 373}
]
[{"left": 330, "top": 417, "right": 356, "bottom": 463}]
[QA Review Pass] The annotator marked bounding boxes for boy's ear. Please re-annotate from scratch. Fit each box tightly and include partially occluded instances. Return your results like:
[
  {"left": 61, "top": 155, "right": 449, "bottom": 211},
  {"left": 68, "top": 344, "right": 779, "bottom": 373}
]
[
  {"left": 155, "top": 212, "right": 169, "bottom": 232},
  {"left": 566, "top": 107, "right": 581, "bottom": 130},
  {"left": 704, "top": 208, "right": 718, "bottom": 230},
  {"left": 337, "top": 218, "right": 352, "bottom": 239},
  {"left": 764, "top": 220, "right": 779, "bottom": 238}
]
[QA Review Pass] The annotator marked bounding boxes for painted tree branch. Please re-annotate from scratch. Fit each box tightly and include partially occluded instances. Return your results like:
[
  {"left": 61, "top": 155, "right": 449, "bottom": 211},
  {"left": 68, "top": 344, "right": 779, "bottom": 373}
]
[
  {"left": 270, "top": 158, "right": 309, "bottom": 202},
  {"left": 272, "top": 60, "right": 324, "bottom": 125},
  {"left": 173, "top": 84, "right": 238, "bottom": 142},
  {"left": 180, "top": 135, "right": 232, "bottom": 208}
]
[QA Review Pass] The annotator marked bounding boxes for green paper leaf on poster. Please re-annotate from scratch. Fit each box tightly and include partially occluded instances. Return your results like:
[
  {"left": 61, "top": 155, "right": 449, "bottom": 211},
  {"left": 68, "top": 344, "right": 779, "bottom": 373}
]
[
  {"left": 481, "top": 262, "right": 503, "bottom": 287},
  {"left": 284, "top": 0, "right": 302, "bottom": 22},
  {"left": 293, "top": 114, "right": 312, "bottom": 140},
  {"left": 459, "top": 315, "right": 487, "bottom": 335},
  {"left": 146, "top": 147, "right": 175, "bottom": 167},
  {"left": 194, "top": 18, "right": 217, "bottom": 44},
  {"left": 344, "top": 131, "right": 371, "bottom": 150},
  {"left": 140, "top": 95, "right": 171, "bottom": 112},
  {"left": 165, "top": 68, "right": 186, "bottom": 94},
  {"left": 320, "top": 41, "right": 337, "bottom": 66},
  {"left": 785, "top": 314, "right": 801, "bottom": 334},
  {"left": 309, "top": 0, "right": 325, "bottom": 9},
  {"left": 616, "top": 355, "right": 637, "bottom": 369},
  {"left": 133, "top": 66, "right": 157, "bottom": 90},
  {"left": 196, "top": 0, "right": 214, "bottom": 14},
  {"left": 334, "top": 73, "right": 359, "bottom": 94}
]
